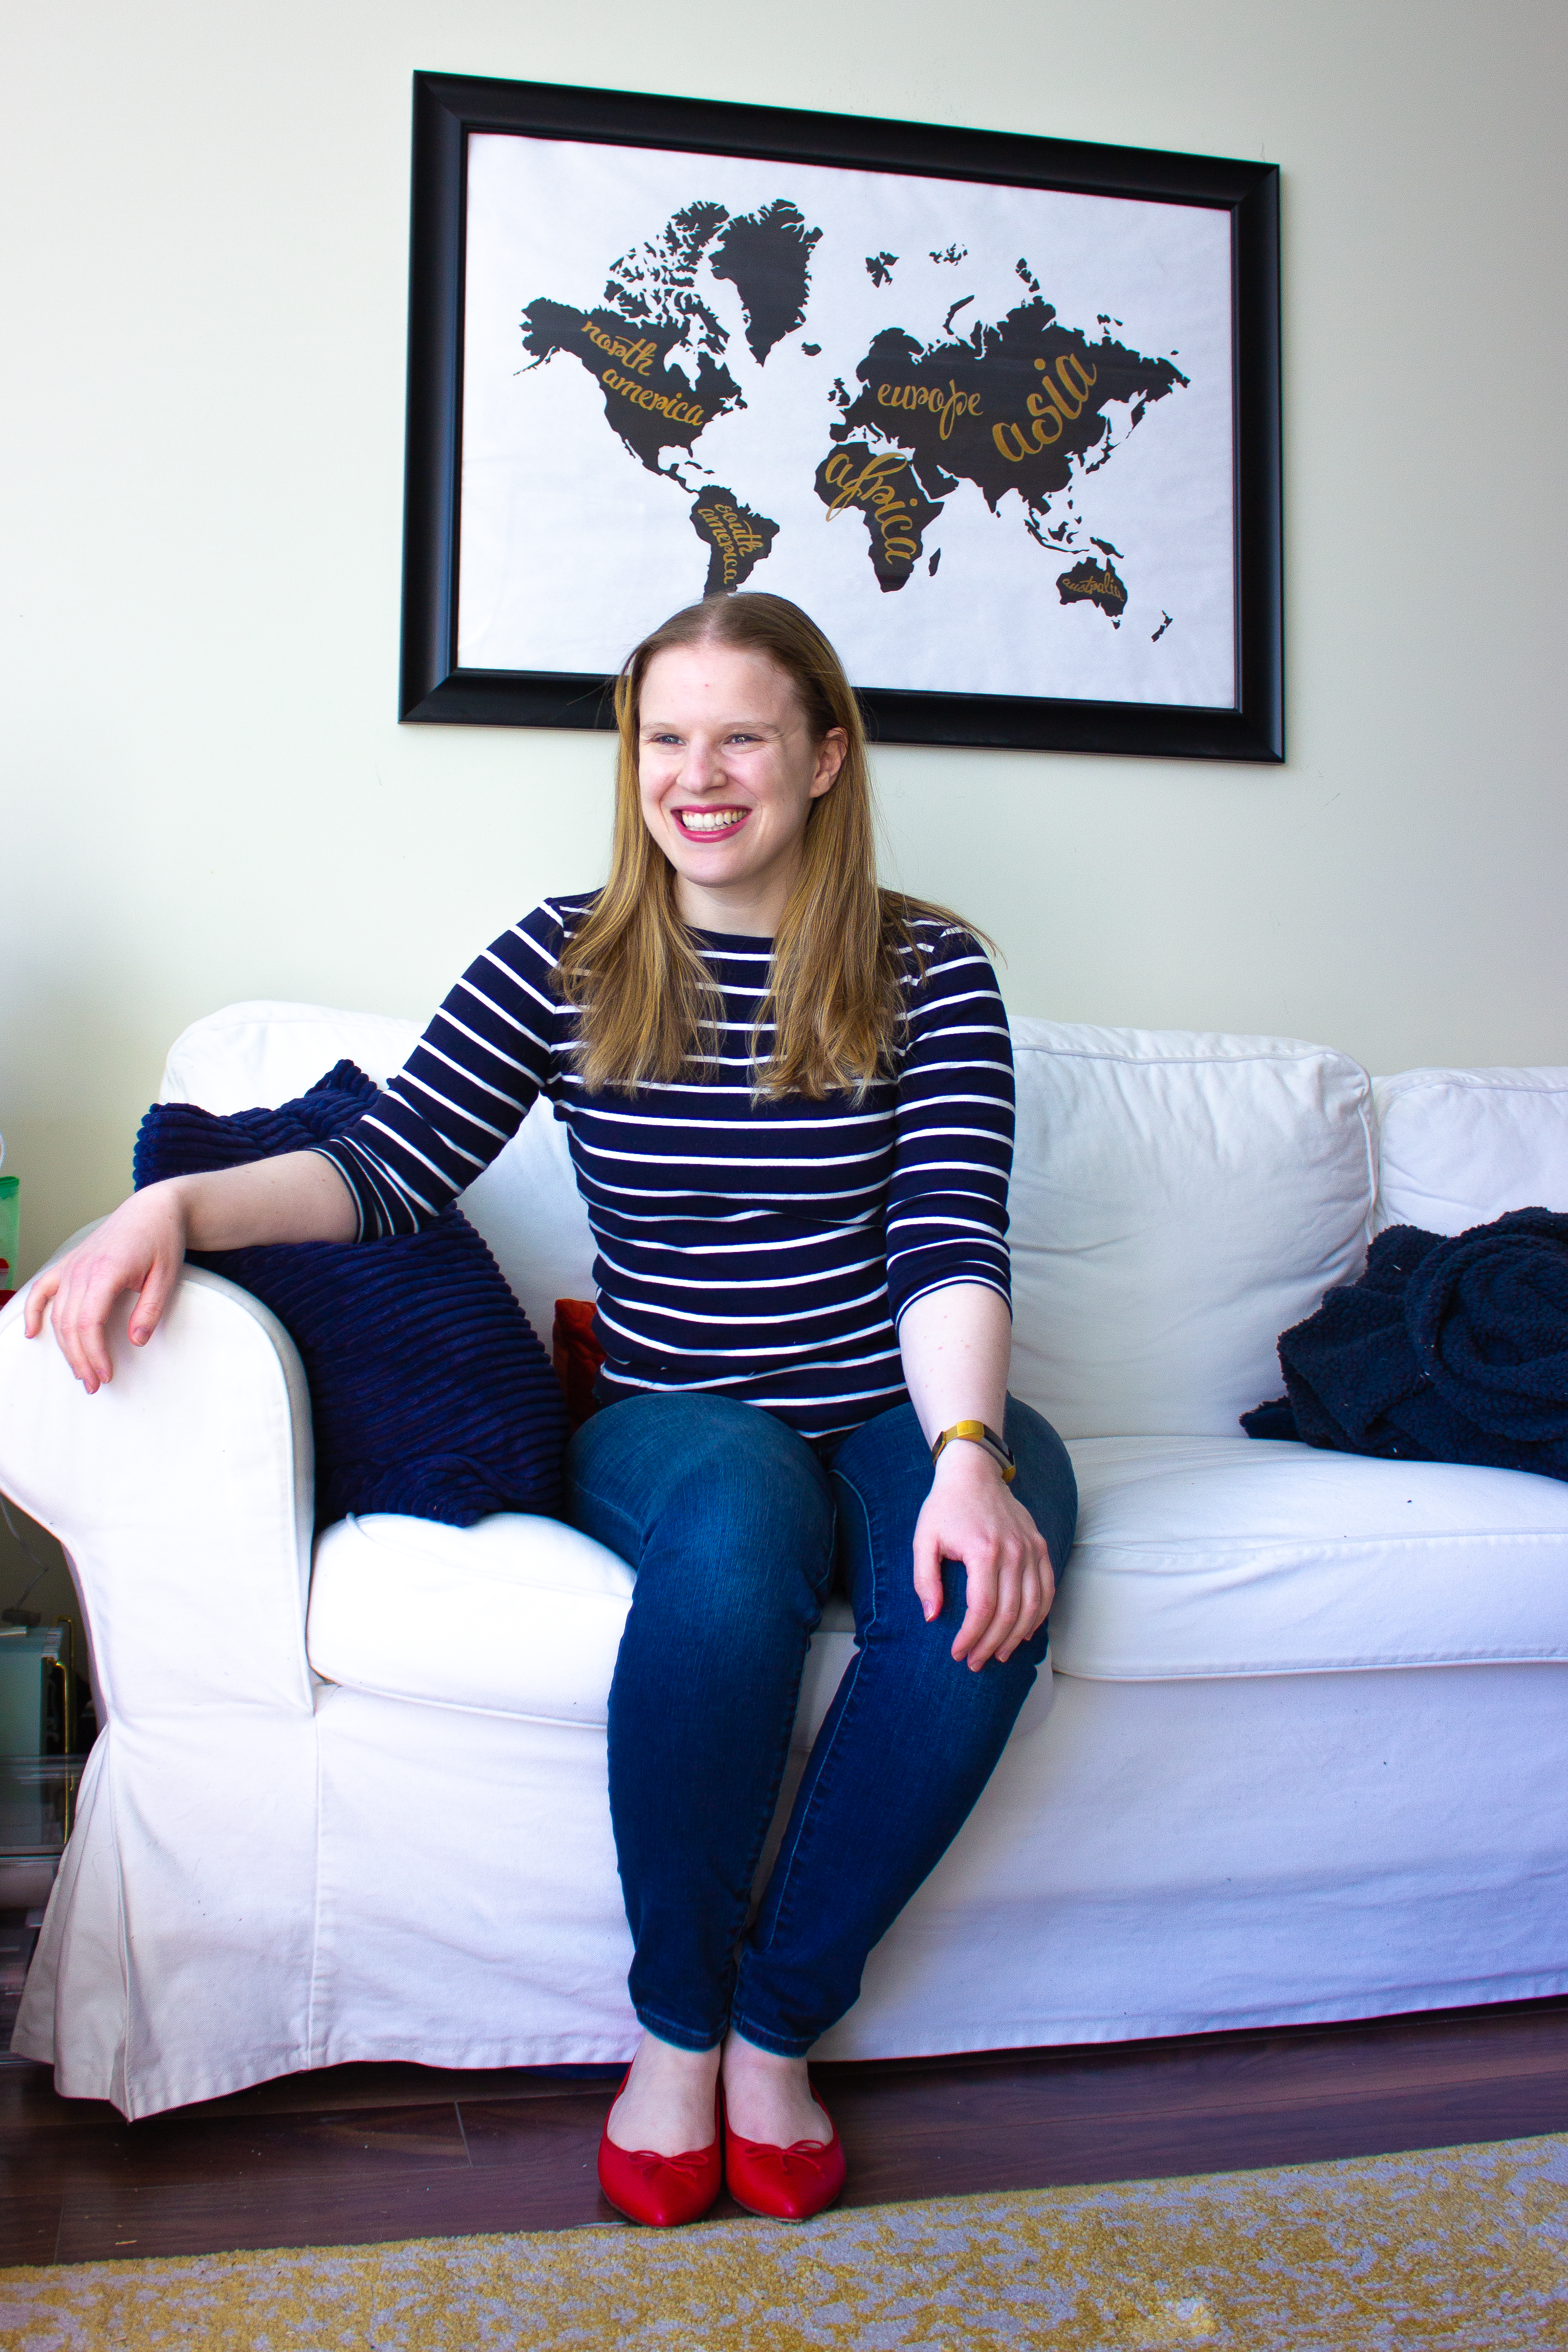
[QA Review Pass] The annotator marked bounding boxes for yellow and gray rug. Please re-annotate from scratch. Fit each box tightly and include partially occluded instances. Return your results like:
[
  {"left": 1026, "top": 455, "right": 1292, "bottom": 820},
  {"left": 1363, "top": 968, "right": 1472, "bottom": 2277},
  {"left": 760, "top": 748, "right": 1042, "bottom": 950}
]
[{"left": 3, "top": 2132, "right": 1565, "bottom": 2350}]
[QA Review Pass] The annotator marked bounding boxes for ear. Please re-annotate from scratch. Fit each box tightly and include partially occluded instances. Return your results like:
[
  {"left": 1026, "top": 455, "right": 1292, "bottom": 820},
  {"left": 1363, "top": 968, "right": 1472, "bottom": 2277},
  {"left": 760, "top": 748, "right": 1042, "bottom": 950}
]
[{"left": 810, "top": 728, "right": 848, "bottom": 800}]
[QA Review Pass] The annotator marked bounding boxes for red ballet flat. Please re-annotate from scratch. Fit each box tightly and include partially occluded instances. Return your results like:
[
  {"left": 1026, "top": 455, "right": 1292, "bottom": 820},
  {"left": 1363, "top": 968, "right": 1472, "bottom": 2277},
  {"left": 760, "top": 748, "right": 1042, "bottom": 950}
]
[
  {"left": 597, "top": 2071, "right": 724, "bottom": 2228},
  {"left": 724, "top": 2089, "right": 847, "bottom": 2222}
]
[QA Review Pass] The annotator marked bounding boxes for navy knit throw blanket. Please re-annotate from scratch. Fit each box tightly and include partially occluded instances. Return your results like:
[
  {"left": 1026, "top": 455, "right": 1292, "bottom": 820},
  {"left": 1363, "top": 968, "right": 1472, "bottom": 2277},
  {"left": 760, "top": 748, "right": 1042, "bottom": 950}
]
[{"left": 1243, "top": 1208, "right": 1568, "bottom": 1482}]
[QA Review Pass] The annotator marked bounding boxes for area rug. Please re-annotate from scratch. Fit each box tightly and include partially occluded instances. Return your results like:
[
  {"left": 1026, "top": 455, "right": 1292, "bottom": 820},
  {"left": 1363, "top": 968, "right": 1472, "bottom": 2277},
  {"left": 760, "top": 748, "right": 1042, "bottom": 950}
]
[{"left": 3, "top": 2132, "right": 1565, "bottom": 2351}]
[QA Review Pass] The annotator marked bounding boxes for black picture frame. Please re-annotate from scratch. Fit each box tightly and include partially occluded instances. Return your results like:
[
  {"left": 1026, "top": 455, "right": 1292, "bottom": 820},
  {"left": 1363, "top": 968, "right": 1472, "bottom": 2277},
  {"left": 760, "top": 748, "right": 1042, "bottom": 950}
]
[{"left": 401, "top": 72, "right": 1282, "bottom": 761}]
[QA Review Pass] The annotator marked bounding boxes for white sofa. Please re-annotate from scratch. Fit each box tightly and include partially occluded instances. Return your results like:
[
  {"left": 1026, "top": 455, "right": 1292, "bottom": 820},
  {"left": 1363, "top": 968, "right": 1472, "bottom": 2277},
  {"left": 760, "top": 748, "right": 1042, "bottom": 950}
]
[{"left": 3, "top": 1005, "right": 1566, "bottom": 2121}]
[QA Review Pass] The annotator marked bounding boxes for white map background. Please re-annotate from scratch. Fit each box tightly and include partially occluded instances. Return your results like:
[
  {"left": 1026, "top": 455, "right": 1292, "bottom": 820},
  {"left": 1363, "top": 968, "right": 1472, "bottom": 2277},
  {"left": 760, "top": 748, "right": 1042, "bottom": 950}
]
[{"left": 458, "top": 132, "right": 1236, "bottom": 709}]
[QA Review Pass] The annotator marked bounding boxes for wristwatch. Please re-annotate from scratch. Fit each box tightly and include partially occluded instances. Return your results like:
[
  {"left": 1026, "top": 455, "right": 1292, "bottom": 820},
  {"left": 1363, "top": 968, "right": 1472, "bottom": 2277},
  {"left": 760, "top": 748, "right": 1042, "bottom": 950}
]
[{"left": 930, "top": 1420, "right": 1017, "bottom": 1483}]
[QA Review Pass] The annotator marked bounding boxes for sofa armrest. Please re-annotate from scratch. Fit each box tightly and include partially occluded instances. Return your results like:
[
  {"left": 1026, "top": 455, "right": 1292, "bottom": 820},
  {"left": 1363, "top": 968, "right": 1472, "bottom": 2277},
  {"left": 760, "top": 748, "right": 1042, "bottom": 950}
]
[{"left": 0, "top": 1266, "right": 315, "bottom": 1729}]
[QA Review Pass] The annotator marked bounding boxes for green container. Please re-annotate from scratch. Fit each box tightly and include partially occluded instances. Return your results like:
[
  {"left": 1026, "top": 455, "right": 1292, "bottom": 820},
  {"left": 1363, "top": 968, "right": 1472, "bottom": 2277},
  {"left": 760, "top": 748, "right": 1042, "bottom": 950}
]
[{"left": 0, "top": 1175, "right": 16, "bottom": 1294}]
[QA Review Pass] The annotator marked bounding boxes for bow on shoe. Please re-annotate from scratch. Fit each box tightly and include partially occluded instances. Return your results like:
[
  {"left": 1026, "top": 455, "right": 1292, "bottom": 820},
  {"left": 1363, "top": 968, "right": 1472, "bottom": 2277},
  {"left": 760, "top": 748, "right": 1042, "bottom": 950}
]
[
  {"left": 622, "top": 2143, "right": 715, "bottom": 2183},
  {"left": 765, "top": 2140, "right": 835, "bottom": 2176}
]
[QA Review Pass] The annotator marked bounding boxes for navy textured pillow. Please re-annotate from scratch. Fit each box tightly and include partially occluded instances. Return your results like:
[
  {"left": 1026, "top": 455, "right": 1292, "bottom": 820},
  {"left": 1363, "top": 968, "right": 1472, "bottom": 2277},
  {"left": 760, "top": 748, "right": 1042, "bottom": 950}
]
[{"left": 134, "top": 1061, "right": 568, "bottom": 1528}]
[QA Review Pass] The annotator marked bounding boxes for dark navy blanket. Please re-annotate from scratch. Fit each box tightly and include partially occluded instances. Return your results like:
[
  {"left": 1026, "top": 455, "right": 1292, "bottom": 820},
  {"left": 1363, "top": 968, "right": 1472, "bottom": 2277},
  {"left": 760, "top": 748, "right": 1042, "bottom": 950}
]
[{"left": 1243, "top": 1208, "right": 1568, "bottom": 1482}]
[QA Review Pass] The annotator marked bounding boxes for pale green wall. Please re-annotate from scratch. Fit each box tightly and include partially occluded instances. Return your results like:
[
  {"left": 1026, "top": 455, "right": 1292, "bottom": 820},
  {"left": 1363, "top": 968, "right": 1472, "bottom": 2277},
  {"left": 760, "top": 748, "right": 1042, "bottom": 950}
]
[{"left": 3, "top": 0, "right": 1565, "bottom": 1288}]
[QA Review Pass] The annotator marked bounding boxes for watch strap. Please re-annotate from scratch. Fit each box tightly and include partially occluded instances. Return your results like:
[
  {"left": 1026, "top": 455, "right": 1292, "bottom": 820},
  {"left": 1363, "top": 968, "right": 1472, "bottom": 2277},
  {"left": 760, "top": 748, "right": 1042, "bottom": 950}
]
[{"left": 930, "top": 1420, "right": 1017, "bottom": 1482}]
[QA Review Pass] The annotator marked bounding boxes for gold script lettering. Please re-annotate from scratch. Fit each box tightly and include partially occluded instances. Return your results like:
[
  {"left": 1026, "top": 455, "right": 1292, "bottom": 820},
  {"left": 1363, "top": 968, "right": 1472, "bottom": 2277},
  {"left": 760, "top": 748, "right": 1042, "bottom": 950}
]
[
  {"left": 992, "top": 420, "right": 1036, "bottom": 462},
  {"left": 1061, "top": 564, "right": 1125, "bottom": 605},
  {"left": 821, "top": 451, "right": 922, "bottom": 570},
  {"left": 996, "top": 355, "right": 1099, "bottom": 460},
  {"left": 600, "top": 366, "right": 702, "bottom": 427},
  {"left": 584, "top": 323, "right": 658, "bottom": 374},
  {"left": 1031, "top": 353, "right": 1098, "bottom": 423},
  {"left": 873, "top": 382, "right": 982, "bottom": 437},
  {"left": 695, "top": 501, "right": 765, "bottom": 590}
]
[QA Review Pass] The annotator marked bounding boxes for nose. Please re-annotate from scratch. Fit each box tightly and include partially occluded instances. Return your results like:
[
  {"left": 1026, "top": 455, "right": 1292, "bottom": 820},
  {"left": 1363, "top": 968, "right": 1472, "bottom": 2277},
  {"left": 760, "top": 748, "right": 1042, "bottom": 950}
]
[{"left": 680, "top": 735, "right": 722, "bottom": 792}]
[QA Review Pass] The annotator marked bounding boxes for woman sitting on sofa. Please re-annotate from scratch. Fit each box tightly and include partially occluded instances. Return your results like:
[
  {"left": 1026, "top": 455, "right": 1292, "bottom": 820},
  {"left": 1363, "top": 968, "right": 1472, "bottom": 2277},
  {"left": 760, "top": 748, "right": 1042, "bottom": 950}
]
[{"left": 28, "top": 592, "right": 1078, "bottom": 2227}]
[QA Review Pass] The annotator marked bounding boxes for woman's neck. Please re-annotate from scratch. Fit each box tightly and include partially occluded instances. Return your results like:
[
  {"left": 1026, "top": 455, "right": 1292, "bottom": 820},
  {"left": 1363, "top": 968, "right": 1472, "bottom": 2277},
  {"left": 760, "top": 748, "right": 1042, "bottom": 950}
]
[{"left": 673, "top": 871, "right": 792, "bottom": 939}]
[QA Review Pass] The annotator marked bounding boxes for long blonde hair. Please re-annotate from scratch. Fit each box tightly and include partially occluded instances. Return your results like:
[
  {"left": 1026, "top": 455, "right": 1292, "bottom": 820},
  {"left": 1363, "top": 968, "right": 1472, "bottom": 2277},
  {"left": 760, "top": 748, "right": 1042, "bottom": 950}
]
[{"left": 558, "top": 594, "right": 976, "bottom": 1099}]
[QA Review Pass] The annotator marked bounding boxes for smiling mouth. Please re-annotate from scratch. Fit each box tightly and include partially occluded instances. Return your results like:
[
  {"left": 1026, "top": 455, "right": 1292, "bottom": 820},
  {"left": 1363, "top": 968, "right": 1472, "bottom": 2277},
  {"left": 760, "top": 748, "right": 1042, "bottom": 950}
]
[{"left": 674, "top": 806, "right": 749, "bottom": 838}]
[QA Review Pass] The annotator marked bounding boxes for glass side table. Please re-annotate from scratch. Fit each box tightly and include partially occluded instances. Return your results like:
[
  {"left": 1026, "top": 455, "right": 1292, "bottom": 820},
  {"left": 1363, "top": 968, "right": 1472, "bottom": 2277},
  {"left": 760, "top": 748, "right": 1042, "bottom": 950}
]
[
  {"left": 0, "top": 1624, "right": 84, "bottom": 1911},
  {"left": 0, "top": 1622, "right": 74, "bottom": 1755},
  {"left": 0, "top": 1756, "right": 83, "bottom": 1912}
]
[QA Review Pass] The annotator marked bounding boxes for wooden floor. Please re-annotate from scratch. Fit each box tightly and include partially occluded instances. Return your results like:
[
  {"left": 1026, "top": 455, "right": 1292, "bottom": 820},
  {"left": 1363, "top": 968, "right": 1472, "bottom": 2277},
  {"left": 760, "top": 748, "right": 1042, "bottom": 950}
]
[{"left": 3, "top": 1975, "right": 1566, "bottom": 2269}]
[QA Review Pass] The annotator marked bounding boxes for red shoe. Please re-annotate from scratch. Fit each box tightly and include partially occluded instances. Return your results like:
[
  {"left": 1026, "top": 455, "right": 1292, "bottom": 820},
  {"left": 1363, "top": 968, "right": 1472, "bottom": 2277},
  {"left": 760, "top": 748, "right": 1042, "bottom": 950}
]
[
  {"left": 724, "top": 2089, "right": 847, "bottom": 2222},
  {"left": 597, "top": 2071, "right": 724, "bottom": 2228}
]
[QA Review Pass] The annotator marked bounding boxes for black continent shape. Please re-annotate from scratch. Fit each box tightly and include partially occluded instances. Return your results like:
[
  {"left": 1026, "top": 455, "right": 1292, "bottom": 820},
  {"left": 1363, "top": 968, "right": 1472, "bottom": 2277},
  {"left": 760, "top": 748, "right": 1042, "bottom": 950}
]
[
  {"left": 689, "top": 487, "right": 780, "bottom": 593},
  {"left": 813, "top": 442, "right": 943, "bottom": 593},
  {"left": 520, "top": 298, "right": 742, "bottom": 478},
  {"left": 835, "top": 298, "right": 1186, "bottom": 516},
  {"left": 711, "top": 201, "right": 823, "bottom": 365},
  {"left": 1056, "top": 556, "right": 1128, "bottom": 621}
]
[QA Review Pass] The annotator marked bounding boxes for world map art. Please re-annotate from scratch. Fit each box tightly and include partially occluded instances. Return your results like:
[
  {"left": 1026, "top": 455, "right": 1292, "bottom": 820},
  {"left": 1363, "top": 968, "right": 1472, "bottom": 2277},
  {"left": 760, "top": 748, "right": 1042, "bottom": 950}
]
[
  {"left": 522, "top": 199, "right": 1185, "bottom": 623},
  {"left": 457, "top": 136, "right": 1237, "bottom": 712}
]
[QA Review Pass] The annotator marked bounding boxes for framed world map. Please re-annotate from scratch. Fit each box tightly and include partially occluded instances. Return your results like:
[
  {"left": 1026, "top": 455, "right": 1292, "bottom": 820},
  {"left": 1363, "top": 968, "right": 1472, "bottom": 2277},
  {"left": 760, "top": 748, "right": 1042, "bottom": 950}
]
[{"left": 400, "top": 75, "right": 1281, "bottom": 760}]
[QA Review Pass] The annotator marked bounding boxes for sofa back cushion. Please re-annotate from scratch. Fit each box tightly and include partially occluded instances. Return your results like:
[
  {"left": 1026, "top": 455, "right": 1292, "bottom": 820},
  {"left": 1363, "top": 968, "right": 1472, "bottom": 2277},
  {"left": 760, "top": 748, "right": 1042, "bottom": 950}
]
[
  {"left": 1007, "top": 1021, "right": 1375, "bottom": 1439},
  {"left": 161, "top": 1000, "right": 424, "bottom": 1110},
  {"left": 1372, "top": 1066, "right": 1568, "bottom": 1236}
]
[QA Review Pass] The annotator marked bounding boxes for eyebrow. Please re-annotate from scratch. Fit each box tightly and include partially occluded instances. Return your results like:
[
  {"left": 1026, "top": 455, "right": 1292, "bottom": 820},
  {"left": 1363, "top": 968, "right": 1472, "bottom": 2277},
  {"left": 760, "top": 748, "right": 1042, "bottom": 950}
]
[{"left": 638, "top": 715, "right": 786, "bottom": 733}]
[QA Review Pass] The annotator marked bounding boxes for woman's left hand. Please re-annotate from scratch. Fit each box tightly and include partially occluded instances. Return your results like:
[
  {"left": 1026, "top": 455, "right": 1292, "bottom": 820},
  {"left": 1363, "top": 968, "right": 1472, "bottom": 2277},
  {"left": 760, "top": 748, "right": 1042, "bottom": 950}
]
[{"left": 911, "top": 1442, "right": 1055, "bottom": 1671}]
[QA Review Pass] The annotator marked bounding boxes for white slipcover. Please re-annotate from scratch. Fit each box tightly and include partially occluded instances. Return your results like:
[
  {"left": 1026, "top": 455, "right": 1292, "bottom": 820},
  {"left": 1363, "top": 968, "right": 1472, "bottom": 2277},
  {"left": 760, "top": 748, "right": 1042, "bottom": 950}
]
[{"left": 4, "top": 1006, "right": 1566, "bottom": 2118}]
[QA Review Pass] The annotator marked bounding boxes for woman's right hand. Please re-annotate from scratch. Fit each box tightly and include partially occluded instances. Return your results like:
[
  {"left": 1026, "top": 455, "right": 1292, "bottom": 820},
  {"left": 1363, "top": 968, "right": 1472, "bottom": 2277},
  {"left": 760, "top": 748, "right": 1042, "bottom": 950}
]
[
  {"left": 22, "top": 1150, "right": 358, "bottom": 1392},
  {"left": 23, "top": 1181, "right": 192, "bottom": 1394}
]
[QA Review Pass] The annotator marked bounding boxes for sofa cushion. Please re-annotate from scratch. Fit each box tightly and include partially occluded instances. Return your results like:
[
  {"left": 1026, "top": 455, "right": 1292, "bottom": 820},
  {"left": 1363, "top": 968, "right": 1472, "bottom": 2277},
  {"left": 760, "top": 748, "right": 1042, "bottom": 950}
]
[
  {"left": 308, "top": 1513, "right": 635, "bottom": 1725},
  {"left": 303, "top": 1435, "right": 1568, "bottom": 1734},
  {"left": 1051, "top": 1435, "right": 1568, "bottom": 1680},
  {"left": 1007, "top": 1022, "right": 1375, "bottom": 1439},
  {"left": 307, "top": 1510, "right": 857, "bottom": 1746},
  {"left": 160, "top": 1000, "right": 595, "bottom": 1350},
  {"left": 1373, "top": 1066, "right": 1568, "bottom": 1236}
]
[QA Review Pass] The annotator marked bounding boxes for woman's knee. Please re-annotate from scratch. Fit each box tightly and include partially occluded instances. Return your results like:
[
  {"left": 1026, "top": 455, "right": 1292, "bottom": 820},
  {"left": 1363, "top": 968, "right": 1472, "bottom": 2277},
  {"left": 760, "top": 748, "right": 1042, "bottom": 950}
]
[{"left": 1003, "top": 1397, "right": 1078, "bottom": 1573}]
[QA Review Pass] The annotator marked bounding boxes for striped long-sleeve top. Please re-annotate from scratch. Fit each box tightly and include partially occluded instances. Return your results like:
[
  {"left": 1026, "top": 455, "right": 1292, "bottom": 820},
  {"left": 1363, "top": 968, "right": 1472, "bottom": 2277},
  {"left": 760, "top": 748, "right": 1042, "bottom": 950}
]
[{"left": 314, "top": 894, "right": 1014, "bottom": 1440}]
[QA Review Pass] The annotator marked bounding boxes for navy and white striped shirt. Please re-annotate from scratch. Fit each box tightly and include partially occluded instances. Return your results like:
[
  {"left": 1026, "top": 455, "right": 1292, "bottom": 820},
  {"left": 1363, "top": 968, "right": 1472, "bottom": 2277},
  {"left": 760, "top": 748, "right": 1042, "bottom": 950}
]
[{"left": 315, "top": 895, "right": 1014, "bottom": 1440}]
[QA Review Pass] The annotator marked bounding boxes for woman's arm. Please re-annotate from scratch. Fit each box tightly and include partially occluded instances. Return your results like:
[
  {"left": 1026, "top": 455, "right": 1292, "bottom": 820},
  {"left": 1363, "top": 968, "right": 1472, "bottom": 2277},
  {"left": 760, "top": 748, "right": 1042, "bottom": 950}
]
[
  {"left": 23, "top": 1152, "right": 357, "bottom": 1393},
  {"left": 898, "top": 1282, "right": 1055, "bottom": 1673},
  {"left": 883, "top": 927, "right": 1040, "bottom": 1669}
]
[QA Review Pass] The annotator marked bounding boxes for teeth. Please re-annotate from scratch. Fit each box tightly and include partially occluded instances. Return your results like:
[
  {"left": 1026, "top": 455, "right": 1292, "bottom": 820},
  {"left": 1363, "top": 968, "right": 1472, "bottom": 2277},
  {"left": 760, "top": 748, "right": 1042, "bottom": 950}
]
[{"left": 680, "top": 809, "right": 746, "bottom": 832}]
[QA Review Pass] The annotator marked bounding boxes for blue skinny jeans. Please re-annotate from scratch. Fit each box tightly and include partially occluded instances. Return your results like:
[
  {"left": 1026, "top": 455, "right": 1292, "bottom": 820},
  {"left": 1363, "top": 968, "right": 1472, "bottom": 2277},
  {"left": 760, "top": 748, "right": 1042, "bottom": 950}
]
[{"left": 562, "top": 1391, "right": 1078, "bottom": 2058}]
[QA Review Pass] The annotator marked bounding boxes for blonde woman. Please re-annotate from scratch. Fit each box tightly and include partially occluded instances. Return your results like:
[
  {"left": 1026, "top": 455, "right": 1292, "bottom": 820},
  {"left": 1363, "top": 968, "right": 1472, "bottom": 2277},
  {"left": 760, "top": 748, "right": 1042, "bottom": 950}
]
[{"left": 29, "top": 594, "right": 1077, "bottom": 2226}]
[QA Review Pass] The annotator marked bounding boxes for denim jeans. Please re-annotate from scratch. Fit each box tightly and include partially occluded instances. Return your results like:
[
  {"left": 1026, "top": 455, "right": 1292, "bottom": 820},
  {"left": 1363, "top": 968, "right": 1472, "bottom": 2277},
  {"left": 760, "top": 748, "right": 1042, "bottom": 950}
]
[{"left": 562, "top": 1391, "right": 1078, "bottom": 2057}]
